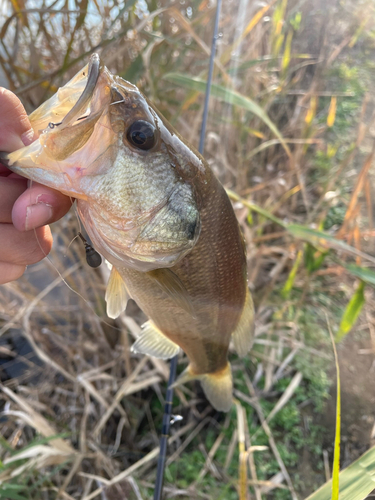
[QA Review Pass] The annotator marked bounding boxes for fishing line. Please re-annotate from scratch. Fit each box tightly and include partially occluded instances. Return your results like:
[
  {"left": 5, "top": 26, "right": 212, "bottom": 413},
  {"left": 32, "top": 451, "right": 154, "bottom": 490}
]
[
  {"left": 153, "top": 1, "right": 223, "bottom": 498},
  {"left": 31, "top": 207, "right": 123, "bottom": 331},
  {"left": 29, "top": 169, "right": 120, "bottom": 331},
  {"left": 48, "top": 114, "right": 89, "bottom": 128},
  {"left": 110, "top": 99, "right": 125, "bottom": 106},
  {"left": 65, "top": 233, "right": 80, "bottom": 256},
  {"left": 32, "top": 229, "right": 123, "bottom": 332}
]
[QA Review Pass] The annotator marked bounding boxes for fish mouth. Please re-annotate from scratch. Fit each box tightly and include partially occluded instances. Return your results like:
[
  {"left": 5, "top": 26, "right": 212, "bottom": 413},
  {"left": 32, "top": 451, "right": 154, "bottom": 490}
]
[{"left": 0, "top": 53, "right": 112, "bottom": 197}]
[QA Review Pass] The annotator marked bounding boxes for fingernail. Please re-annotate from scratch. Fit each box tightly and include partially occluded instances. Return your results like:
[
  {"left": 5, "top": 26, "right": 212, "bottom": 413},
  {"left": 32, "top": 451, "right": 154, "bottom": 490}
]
[
  {"left": 25, "top": 203, "right": 53, "bottom": 231},
  {"left": 21, "top": 129, "right": 35, "bottom": 146}
]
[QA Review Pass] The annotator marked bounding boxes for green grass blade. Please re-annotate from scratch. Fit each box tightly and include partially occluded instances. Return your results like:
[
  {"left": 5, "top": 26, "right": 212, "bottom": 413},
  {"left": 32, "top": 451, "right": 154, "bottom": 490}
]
[
  {"left": 226, "top": 189, "right": 287, "bottom": 227},
  {"left": 328, "top": 321, "right": 341, "bottom": 500},
  {"left": 287, "top": 225, "right": 375, "bottom": 265},
  {"left": 0, "top": 485, "right": 28, "bottom": 500},
  {"left": 281, "top": 30, "right": 293, "bottom": 78},
  {"left": 226, "top": 192, "right": 375, "bottom": 266},
  {"left": 304, "top": 243, "right": 328, "bottom": 274},
  {"left": 343, "top": 264, "right": 375, "bottom": 287},
  {"left": 282, "top": 249, "right": 303, "bottom": 298},
  {"left": 163, "top": 73, "right": 290, "bottom": 155},
  {"left": 304, "top": 444, "right": 375, "bottom": 500},
  {"left": 336, "top": 281, "right": 366, "bottom": 342}
]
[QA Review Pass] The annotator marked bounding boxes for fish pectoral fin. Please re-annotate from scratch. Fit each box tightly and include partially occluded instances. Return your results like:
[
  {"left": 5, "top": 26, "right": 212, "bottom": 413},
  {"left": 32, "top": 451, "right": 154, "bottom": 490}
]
[
  {"left": 131, "top": 321, "right": 180, "bottom": 360},
  {"left": 171, "top": 363, "right": 233, "bottom": 413},
  {"left": 232, "top": 288, "right": 255, "bottom": 358},
  {"left": 147, "top": 269, "right": 195, "bottom": 317},
  {"left": 105, "top": 267, "right": 130, "bottom": 319}
]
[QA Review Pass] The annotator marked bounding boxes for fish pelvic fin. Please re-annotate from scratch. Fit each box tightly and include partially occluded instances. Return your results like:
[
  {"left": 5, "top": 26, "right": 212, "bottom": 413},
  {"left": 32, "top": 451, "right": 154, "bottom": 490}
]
[
  {"left": 171, "top": 363, "right": 233, "bottom": 412},
  {"left": 131, "top": 321, "right": 180, "bottom": 360},
  {"left": 232, "top": 287, "right": 254, "bottom": 358},
  {"left": 105, "top": 267, "right": 130, "bottom": 319}
]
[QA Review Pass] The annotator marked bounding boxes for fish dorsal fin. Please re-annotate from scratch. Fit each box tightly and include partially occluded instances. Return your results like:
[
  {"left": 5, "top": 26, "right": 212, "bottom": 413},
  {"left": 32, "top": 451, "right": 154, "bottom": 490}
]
[
  {"left": 105, "top": 267, "right": 130, "bottom": 319},
  {"left": 232, "top": 288, "right": 254, "bottom": 358},
  {"left": 147, "top": 268, "right": 195, "bottom": 317},
  {"left": 131, "top": 321, "right": 180, "bottom": 360}
]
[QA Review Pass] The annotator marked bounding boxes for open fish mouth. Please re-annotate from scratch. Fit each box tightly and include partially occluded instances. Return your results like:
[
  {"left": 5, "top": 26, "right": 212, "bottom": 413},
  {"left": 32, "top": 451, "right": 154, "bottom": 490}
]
[
  {"left": 0, "top": 53, "right": 109, "bottom": 195},
  {"left": 0, "top": 53, "right": 142, "bottom": 201},
  {"left": 1, "top": 53, "right": 101, "bottom": 162}
]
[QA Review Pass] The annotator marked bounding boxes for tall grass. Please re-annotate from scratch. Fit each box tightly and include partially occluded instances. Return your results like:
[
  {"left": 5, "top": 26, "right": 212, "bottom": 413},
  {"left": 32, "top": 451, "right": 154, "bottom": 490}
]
[{"left": 1, "top": 0, "right": 375, "bottom": 499}]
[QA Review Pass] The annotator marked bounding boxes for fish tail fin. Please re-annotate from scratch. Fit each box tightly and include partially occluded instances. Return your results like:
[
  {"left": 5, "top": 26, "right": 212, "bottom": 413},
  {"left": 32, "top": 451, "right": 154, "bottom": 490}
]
[
  {"left": 171, "top": 363, "right": 233, "bottom": 412},
  {"left": 200, "top": 363, "right": 233, "bottom": 412}
]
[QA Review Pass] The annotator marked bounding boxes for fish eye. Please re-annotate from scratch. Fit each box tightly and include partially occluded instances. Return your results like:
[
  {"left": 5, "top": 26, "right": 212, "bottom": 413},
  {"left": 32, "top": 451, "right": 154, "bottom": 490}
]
[{"left": 126, "top": 120, "right": 156, "bottom": 150}]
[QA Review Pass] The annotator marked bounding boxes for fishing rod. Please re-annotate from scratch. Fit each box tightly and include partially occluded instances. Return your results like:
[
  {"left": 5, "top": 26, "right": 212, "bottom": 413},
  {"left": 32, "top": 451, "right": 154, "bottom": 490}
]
[{"left": 153, "top": 1, "right": 223, "bottom": 498}]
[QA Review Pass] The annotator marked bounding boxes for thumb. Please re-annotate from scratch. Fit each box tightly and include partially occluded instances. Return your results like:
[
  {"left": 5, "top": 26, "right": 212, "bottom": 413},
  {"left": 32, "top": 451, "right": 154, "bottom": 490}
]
[{"left": 0, "top": 88, "right": 35, "bottom": 152}]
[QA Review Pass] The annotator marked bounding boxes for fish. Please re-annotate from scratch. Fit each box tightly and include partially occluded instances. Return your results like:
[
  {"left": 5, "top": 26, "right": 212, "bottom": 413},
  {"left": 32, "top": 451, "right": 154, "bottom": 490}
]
[{"left": 1, "top": 53, "right": 254, "bottom": 412}]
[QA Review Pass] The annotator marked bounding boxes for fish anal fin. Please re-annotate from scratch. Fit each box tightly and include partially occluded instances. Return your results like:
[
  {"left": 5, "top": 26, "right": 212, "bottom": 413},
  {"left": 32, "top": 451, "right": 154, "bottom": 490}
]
[
  {"left": 171, "top": 363, "right": 233, "bottom": 412},
  {"left": 232, "top": 288, "right": 254, "bottom": 358},
  {"left": 105, "top": 267, "right": 130, "bottom": 319},
  {"left": 147, "top": 268, "right": 195, "bottom": 317},
  {"left": 131, "top": 321, "right": 180, "bottom": 360}
]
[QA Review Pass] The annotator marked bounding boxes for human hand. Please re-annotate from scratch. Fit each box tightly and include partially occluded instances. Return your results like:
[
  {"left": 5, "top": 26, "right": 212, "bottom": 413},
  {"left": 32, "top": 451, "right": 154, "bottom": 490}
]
[{"left": 0, "top": 88, "right": 72, "bottom": 284}]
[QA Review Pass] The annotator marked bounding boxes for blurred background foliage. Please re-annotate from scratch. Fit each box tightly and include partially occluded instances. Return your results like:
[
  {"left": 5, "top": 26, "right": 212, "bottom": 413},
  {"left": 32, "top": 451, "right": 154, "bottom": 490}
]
[{"left": 1, "top": 0, "right": 375, "bottom": 499}]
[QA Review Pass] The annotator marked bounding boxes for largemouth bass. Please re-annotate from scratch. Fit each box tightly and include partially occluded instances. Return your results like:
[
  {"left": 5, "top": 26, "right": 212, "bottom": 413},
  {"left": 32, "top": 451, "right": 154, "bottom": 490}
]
[{"left": 2, "top": 54, "right": 254, "bottom": 412}]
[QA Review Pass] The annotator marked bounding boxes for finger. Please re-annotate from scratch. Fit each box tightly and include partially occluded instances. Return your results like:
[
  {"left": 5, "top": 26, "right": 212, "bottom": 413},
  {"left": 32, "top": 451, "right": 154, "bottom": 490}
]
[
  {"left": 0, "top": 225, "right": 52, "bottom": 266},
  {"left": 0, "top": 164, "right": 25, "bottom": 180},
  {"left": 0, "top": 177, "right": 28, "bottom": 223},
  {"left": 0, "top": 262, "right": 26, "bottom": 285},
  {"left": 12, "top": 183, "right": 73, "bottom": 231},
  {"left": 0, "top": 164, "right": 10, "bottom": 176},
  {"left": 0, "top": 87, "right": 35, "bottom": 151}
]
